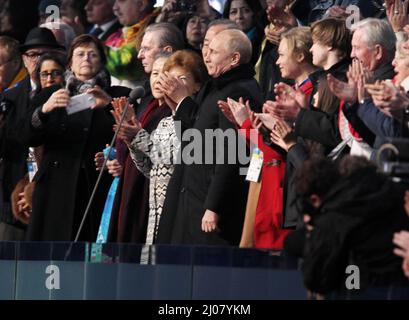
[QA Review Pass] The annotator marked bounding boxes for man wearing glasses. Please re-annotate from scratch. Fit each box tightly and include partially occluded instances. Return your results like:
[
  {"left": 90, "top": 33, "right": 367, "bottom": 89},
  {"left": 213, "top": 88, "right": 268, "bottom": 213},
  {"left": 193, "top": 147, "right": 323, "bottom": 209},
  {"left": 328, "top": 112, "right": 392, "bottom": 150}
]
[{"left": 0, "top": 28, "right": 65, "bottom": 241}]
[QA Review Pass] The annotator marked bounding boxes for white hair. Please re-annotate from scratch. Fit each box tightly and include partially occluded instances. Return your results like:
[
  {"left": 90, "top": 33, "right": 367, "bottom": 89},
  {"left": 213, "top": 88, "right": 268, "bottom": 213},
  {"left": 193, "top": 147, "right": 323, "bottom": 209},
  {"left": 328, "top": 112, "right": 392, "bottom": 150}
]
[
  {"left": 216, "top": 29, "right": 252, "bottom": 64},
  {"left": 351, "top": 18, "right": 396, "bottom": 62}
]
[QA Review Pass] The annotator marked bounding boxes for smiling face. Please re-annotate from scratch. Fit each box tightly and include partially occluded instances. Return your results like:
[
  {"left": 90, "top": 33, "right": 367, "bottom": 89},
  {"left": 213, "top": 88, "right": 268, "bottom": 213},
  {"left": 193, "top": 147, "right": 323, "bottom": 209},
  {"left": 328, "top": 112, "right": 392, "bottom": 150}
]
[
  {"left": 228, "top": 0, "right": 254, "bottom": 32},
  {"left": 392, "top": 46, "right": 409, "bottom": 84},
  {"left": 150, "top": 57, "right": 167, "bottom": 100},
  {"left": 351, "top": 29, "right": 378, "bottom": 71},
  {"left": 70, "top": 43, "right": 102, "bottom": 81},
  {"left": 276, "top": 38, "right": 299, "bottom": 80}
]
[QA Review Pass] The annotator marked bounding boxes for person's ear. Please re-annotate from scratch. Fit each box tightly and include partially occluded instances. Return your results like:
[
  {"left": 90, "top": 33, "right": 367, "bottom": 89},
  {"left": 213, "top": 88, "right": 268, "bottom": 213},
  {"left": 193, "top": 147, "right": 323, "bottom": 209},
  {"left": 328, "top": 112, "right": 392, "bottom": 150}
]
[
  {"left": 163, "top": 46, "right": 173, "bottom": 53},
  {"left": 374, "top": 44, "right": 383, "bottom": 62},
  {"left": 231, "top": 52, "right": 240, "bottom": 66},
  {"left": 296, "top": 52, "right": 305, "bottom": 63}
]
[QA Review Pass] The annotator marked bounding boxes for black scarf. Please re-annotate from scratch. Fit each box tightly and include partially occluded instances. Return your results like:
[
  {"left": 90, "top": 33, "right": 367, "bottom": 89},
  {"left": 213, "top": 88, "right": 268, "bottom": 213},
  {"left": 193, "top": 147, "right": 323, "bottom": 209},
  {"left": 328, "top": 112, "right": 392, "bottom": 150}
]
[{"left": 211, "top": 63, "right": 256, "bottom": 89}]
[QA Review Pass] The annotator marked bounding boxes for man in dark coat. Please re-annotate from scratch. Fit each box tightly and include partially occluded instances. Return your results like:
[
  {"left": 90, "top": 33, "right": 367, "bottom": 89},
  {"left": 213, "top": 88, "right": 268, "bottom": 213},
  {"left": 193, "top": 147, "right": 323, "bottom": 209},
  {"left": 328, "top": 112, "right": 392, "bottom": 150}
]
[
  {"left": 85, "top": 0, "right": 122, "bottom": 42},
  {"left": 0, "top": 28, "right": 65, "bottom": 241},
  {"left": 157, "top": 29, "right": 263, "bottom": 246},
  {"left": 285, "top": 156, "right": 409, "bottom": 297}
]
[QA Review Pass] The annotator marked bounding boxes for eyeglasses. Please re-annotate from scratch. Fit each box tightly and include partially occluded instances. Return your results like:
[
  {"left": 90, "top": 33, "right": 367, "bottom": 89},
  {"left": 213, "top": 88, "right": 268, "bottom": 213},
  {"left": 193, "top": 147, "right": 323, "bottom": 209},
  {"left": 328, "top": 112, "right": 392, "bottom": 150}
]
[
  {"left": 24, "top": 51, "right": 46, "bottom": 60},
  {"left": 39, "top": 70, "right": 64, "bottom": 79},
  {"left": 73, "top": 52, "right": 100, "bottom": 60}
]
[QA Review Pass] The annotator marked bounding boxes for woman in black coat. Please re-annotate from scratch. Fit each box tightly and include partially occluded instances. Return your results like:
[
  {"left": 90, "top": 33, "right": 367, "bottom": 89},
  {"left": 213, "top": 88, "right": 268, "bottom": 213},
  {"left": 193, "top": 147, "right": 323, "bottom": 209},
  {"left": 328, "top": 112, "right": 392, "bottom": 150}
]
[{"left": 22, "top": 35, "right": 130, "bottom": 241}]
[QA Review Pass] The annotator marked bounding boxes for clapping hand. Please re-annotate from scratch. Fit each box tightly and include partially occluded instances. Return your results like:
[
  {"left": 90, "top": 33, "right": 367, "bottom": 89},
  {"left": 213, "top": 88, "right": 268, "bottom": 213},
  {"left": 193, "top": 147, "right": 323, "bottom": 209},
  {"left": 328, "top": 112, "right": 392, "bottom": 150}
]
[
  {"left": 218, "top": 97, "right": 252, "bottom": 127},
  {"left": 270, "top": 119, "right": 296, "bottom": 151}
]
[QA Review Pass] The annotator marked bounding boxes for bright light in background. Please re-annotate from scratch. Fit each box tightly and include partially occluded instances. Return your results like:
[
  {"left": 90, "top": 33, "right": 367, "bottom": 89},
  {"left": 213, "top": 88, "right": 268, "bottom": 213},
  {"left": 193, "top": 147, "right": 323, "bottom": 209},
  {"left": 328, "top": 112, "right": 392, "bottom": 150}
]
[{"left": 154, "top": 0, "right": 226, "bottom": 14}]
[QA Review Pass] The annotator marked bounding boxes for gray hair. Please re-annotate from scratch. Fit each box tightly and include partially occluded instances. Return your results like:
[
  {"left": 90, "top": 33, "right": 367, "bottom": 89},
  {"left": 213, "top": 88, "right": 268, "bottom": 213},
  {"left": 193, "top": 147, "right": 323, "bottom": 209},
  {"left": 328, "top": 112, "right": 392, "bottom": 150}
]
[
  {"left": 395, "top": 31, "right": 409, "bottom": 56},
  {"left": 145, "top": 22, "right": 185, "bottom": 51},
  {"left": 216, "top": 29, "right": 252, "bottom": 64},
  {"left": 207, "top": 18, "right": 239, "bottom": 32},
  {"left": 351, "top": 18, "right": 396, "bottom": 62}
]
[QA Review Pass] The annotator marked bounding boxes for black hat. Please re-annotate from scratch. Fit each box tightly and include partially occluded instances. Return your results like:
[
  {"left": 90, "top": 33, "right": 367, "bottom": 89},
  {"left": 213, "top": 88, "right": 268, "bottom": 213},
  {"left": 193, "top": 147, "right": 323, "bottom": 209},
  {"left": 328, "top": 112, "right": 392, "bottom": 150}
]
[{"left": 20, "top": 27, "right": 65, "bottom": 53}]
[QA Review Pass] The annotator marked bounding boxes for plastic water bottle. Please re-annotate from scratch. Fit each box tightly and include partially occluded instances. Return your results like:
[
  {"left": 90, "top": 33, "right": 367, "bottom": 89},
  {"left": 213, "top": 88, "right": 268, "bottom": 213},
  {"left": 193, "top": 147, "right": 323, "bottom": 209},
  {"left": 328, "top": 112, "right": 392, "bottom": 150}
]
[{"left": 27, "top": 148, "right": 38, "bottom": 182}]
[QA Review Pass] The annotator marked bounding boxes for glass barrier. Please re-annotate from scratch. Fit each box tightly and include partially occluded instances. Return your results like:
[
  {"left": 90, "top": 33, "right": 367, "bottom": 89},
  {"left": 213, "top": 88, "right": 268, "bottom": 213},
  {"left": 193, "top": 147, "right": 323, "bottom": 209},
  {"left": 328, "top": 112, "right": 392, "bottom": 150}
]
[{"left": 0, "top": 242, "right": 305, "bottom": 300}]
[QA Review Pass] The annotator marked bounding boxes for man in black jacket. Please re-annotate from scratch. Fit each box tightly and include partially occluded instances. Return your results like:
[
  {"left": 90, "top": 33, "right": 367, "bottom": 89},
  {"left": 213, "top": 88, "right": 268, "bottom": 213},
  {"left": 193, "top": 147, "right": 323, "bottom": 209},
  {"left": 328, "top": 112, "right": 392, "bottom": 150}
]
[
  {"left": 157, "top": 29, "right": 263, "bottom": 246},
  {"left": 285, "top": 156, "right": 409, "bottom": 298},
  {"left": 0, "top": 27, "right": 64, "bottom": 241},
  {"left": 85, "top": 0, "right": 122, "bottom": 42}
]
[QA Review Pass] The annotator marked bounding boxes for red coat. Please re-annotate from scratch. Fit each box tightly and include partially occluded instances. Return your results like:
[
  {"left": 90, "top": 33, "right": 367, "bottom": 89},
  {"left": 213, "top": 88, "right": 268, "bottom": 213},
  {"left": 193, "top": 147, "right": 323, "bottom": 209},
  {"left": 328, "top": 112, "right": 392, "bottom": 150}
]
[
  {"left": 239, "top": 79, "right": 313, "bottom": 249},
  {"left": 240, "top": 119, "right": 290, "bottom": 249}
]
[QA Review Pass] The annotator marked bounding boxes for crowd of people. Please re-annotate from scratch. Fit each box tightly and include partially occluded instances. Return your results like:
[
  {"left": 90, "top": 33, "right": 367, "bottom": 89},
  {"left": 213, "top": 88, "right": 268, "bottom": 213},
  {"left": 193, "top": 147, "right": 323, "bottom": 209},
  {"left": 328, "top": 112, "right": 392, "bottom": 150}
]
[{"left": 1, "top": 0, "right": 409, "bottom": 298}]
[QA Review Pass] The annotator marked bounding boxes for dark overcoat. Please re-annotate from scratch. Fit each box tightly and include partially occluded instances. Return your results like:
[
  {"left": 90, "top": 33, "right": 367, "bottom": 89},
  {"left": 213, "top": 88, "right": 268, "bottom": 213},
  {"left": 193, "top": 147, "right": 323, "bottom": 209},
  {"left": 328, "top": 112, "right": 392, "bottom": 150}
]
[{"left": 22, "top": 84, "right": 130, "bottom": 241}]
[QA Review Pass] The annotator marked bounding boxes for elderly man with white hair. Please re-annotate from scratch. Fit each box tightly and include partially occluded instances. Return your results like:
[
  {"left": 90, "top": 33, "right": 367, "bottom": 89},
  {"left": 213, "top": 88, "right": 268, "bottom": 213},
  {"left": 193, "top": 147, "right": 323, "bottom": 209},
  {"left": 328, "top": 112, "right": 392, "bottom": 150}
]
[
  {"left": 268, "top": 18, "right": 398, "bottom": 160},
  {"left": 156, "top": 29, "right": 263, "bottom": 246}
]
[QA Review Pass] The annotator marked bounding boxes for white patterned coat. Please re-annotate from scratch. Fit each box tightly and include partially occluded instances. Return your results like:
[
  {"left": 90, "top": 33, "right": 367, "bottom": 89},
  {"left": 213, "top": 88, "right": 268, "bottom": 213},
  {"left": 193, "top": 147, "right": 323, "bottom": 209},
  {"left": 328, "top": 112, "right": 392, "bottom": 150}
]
[{"left": 129, "top": 116, "right": 180, "bottom": 245}]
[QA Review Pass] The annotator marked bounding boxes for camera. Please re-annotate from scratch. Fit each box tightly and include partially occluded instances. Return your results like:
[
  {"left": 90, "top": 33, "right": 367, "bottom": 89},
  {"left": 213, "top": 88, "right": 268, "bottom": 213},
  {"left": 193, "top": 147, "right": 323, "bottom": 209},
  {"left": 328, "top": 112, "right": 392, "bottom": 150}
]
[
  {"left": 175, "top": 0, "right": 197, "bottom": 13},
  {"left": 377, "top": 138, "right": 409, "bottom": 182}
]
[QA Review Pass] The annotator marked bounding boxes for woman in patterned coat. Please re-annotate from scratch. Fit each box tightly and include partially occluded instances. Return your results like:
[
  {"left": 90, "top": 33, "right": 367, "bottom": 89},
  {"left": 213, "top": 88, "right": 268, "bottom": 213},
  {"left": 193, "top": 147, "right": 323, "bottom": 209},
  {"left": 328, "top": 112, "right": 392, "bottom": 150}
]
[{"left": 113, "top": 50, "right": 207, "bottom": 245}]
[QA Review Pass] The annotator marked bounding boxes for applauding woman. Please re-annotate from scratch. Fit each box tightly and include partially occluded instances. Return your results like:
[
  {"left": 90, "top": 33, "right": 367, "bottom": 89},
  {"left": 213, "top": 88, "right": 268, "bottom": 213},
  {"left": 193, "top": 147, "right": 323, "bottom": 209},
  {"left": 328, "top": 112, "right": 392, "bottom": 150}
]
[
  {"left": 22, "top": 35, "right": 130, "bottom": 241},
  {"left": 113, "top": 51, "right": 207, "bottom": 245}
]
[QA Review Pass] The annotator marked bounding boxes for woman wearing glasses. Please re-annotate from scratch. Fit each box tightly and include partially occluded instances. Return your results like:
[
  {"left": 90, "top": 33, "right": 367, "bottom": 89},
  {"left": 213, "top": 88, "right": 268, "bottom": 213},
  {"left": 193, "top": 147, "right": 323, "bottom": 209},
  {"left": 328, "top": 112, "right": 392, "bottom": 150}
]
[
  {"left": 11, "top": 54, "right": 66, "bottom": 226},
  {"left": 22, "top": 35, "right": 130, "bottom": 242},
  {"left": 32, "top": 54, "right": 66, "bottom": 95}
]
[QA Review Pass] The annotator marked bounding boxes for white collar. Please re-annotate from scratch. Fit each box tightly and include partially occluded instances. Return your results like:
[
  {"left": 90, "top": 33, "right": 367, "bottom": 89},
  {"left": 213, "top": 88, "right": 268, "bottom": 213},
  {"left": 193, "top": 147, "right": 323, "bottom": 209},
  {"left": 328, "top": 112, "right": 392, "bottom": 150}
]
[
  {"left": 400, "top": 76, "right": 409, "bottom": 92},
  {"left": 96, "top": 19, "right": 118, "bottom": 33}
]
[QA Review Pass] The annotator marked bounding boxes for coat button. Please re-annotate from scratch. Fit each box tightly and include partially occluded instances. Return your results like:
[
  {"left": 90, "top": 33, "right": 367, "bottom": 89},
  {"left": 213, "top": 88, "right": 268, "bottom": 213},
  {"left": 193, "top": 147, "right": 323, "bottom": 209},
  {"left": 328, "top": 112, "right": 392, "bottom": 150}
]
[
  {"left": 180, "top": 187, "right": 185, "bottom": 193},
  {"left": 53, "top": 161, "right": 59, "bottom": 167}
]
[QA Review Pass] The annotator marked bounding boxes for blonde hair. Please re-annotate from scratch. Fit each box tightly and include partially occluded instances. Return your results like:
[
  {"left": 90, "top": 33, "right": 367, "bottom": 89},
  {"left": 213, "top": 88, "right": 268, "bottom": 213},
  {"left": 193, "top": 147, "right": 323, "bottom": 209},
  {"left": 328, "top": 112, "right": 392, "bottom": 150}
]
[{"left": 281, "top": 26, "right": 313, "bottom": 64}]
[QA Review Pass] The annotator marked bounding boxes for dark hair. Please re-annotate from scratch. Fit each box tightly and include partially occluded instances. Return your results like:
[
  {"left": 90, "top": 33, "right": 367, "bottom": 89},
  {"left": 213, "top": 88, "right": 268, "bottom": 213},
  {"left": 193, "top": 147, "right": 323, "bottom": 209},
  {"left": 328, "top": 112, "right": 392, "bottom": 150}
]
[
  {"left": 163, "top": 50, "right": 207, "bottom": 86},
  {"left": 66, "top": 34, "right": 107, "bottom": 67},
  {"left": 61, "top": 0, "right": 91, "bottom": 32},
  {"left": 32, "top": 53, "right": 66, "bottom": 93},
  {"left": 311, "top": 18, "right": 352, "bottom": 59},
  {"left": 295, "top": 156, "right": 340, "bottom": 198},
  {"left": 222, "top": 0, "right": 263, "bottom": 31}
]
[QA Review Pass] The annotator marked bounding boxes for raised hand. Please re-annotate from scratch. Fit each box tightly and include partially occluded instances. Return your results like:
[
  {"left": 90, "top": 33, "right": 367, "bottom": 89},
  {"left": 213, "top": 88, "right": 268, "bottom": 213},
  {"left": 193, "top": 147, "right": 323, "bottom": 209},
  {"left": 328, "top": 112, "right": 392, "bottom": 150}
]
[
  {"left": 226, "top": 97, "right": 252, "bottom": 127},
  {"left": 156, "top": 72, "right": 190, "bottom": 106},
  {"left": 365, "top": 81, "right": 409, "bottom": 119},
  {"left": 111, "top": 97, "right": 135, "bottom": 125},
  {"left": 114, "top": 116, "right": 142, "bottom": 145},
  {"left": 270, "top": 119, "right": 296, "bottom": 151},
  {"left": 218, "top": 100, "right": 237, "bottom": 125},
  {"left": 387, "top": 0, "right": 409, "bottom": 33},
  {"left": 87, "top": 86, "right": 112, "bottom": 109},
  {"left": 263, "top": 97, "right": 301, "bottom": 123},
  {"left": 41, "top": 89, "right": 70, "bottom": 113},
  {"left": 274, "top": 82, "right": 309, "bottom": 109}
]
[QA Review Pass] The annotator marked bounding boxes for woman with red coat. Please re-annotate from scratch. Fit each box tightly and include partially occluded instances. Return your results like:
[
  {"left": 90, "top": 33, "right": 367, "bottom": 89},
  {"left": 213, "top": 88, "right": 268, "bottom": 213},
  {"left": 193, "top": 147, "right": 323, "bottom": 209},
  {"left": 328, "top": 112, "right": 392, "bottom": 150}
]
[{"left": 219, "top": 27, "right": 316, "bottom": 249}]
